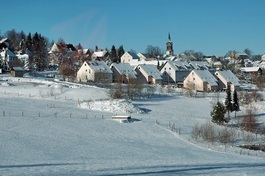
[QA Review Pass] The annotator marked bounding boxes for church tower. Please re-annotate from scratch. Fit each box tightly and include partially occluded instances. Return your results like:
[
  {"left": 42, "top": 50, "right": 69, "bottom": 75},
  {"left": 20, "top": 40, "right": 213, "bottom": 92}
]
[{"left": 166, "top": 33, "right": 174, "bottom": 56}]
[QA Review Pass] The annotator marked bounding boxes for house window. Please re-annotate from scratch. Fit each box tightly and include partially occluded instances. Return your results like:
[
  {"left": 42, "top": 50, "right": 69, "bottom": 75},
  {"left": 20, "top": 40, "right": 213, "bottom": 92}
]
[
  {"left": 165, "top": 68, "right": 166, "bottom": 70},
  {"left": 86, "top": 69, "right": 87, "bottom": 72},
  {"left": 193, "top": 78, "right": 195, "bottom": 80},
  {"left": 169, "top": 68, "right": 171, "bottom": 70},
  {"left": 85, "top": 64, "right": 87, "bottom": 66}
]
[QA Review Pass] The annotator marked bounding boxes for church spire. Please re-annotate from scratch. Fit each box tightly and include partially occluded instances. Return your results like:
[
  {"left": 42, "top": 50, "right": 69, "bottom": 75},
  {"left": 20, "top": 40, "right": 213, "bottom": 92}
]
[{"left": 166, "top": 33, "right": 173, "bottom": 56}]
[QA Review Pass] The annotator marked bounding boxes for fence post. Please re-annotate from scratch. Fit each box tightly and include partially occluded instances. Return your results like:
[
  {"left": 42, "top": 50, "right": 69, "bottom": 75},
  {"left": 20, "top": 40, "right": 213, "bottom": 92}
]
[{"left": 3, "top": 111, "right": 5, "bottom": 117}]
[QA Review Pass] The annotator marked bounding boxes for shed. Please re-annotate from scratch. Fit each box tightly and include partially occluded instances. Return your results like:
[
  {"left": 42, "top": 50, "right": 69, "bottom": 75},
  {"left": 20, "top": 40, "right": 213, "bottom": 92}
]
[
  {"left": 10, "top": 67, "right": 24, "bottom": 77},
  {"left": 112, "top": 115, "right": 131, "bottom": 120}
]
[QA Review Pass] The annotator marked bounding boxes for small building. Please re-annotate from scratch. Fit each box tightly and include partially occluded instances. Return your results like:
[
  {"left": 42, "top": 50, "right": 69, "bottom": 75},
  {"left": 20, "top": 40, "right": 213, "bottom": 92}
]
[
  {"left": 213, "top": 61, "right": 223, "bottom": 70},
  {"left": 215, "top": 70, "right": 240, "bottom": 91},
  {"left": 184, "top": 69, "right": 218, "bottom": 92},
  {"left": 160, "top": 60, "right": 192, "bottom": 86},
  {"left": 110, "top": 63, "right": 137, "bottom": 83},
  {"left": 135, "top": 64, "right": 162, "bottom": 84},
  {"left": 121, "top": 51, "right": 140, "bottom": 63},
  {"left": 0, "top": 48, "right": 18, "bottom": 71},
  {"left": 137, "top": 53, "right": 148, "bottom": 61},
  {"left": 240, "top": 67, "right": 262, "bottom": 75},
  {"left": 77, "top": 60, "right": 113, "bottom": 83},
  {"left": 92, "top": 50, "right": 109, "bottom": 61},
  {"left": 10, "top": 67, "right": 24, "bottom": 77}
]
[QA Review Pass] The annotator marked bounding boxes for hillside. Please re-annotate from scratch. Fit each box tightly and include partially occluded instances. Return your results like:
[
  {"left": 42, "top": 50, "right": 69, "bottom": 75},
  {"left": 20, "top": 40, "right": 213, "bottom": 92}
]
[{"left": 0, "top": 74, "right": 265, "bottom": 175}]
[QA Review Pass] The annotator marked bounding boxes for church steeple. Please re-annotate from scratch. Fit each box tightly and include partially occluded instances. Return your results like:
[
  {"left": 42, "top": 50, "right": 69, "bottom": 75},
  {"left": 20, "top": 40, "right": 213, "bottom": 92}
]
[{"left": 166, "top": 33, "right": 173, "bottom": 56}]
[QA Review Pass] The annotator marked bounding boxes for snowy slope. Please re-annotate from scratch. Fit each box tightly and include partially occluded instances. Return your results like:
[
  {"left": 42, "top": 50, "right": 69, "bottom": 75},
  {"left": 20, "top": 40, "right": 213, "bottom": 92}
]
[{"left": 0, "top": 75, "right": 265, "bottom": 175}]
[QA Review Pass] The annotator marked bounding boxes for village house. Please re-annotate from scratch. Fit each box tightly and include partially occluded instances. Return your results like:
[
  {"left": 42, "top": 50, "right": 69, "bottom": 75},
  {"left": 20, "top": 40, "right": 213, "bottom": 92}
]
[
  {"left": 160, "top": 60, "right": 192, "bottom": 86},
  {"left": 110, "top": 63, "right": 137, "bottom": 83},
  {"left": 48, "top": 43, "right": 78, "bottom": 69},
  {"left": 16, "top": 49, "right": 32, "bottom": 71},
  {"left": 215, "top": 70, "right": 240, "bottom": 91},
  {"left": 135, "top": 64, "right": 162, "bottom": 84},
  {"left": 262, "top": 54, "right": 265, "bottom": 61},
  {"left": 0, "top": 48, "right": 18, "bottom": 71},
  {"left": 183, "top": 69, "right": 218, "bottom": 92},
  {"left": 137, "top": 53, "right": 148, "bottom": 61},
  {"left": 91, "top": 50, "right": 109, "bottom": 61},
  {"left": 240, "top": 67, "right": 262, "bottom": 75},
  {"left": 121, "top": 51, "right": 140, "bottom": 63},
  {"left": 77, "top": 60, "right": 112, "bottom": 83},
  {"left": 10, "top": 66, "right": 24, "bottom": 77},
  {"left": 213, "top": 61, "right": 223, "bottom": 70},
  {"left": 189, "top": 61, "right": 216, "bottom": 73}
]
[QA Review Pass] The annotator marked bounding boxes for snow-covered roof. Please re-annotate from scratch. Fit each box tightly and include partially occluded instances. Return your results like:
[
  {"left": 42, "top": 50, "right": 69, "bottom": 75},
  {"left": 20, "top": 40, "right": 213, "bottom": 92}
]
[
  {"left": 0, "top": 38, "right": 8, "bottom": 44},
  {"left": 111, "top": 63, "right": 137, "bottom": 78},
  {"left": 92, "top": 50, "right": 108, "bottom": 58},
  {"left": 129, "top": 59, "right": 166, "bottom": 67},
  {"left": 216, "top": 70, "right": 240, "bottom": 86},
  {"left": 137, "top": 53, "right": 148, "bottom": 59},
  {"left": 49, "top": 43, "right": 60, "bottom": 53},
  {"left": 167, "top": 60, "right": 192, "bottom": 71},
  {"left": 0, "top": 49, "right": 17, "bottom": 57},
  {"left": 189, "top": 61, "right": 214, "bottom": 71},
  {"left": 128, "top": 51, "right": 140, "bottom": 59},
  {"left": 213, "top": 61, "right": 222, "bottom": 66},
  {"left": 137, "top": 64, "right": 162, "bottom": 80},
  {"left": 12, "top": 67, "right": 24, "bottom": 71},
  {"left": 85, "top": 60, "right": 112, "bottom": 73},
  {"left": 193, "top": 70, "right": 218, "bottom": 86},
  {"left": 240, "top": 67, "right": 260, "bottom": 72}
]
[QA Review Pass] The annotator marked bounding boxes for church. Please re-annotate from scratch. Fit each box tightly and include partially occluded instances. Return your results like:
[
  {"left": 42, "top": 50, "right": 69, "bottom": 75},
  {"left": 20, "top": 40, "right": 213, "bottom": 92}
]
[{"left": 164, "top": 33, "right": 176, "bottom": 60}]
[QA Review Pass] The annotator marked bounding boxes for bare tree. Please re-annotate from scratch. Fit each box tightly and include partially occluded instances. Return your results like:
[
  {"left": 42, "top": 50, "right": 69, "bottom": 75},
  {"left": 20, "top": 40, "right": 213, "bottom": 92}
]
[
  {"left": 145, "top": 45, "right": 163, "bottom": 58},
  {"left": 239, "top": 107, "right": 257, "bottom": 132}
]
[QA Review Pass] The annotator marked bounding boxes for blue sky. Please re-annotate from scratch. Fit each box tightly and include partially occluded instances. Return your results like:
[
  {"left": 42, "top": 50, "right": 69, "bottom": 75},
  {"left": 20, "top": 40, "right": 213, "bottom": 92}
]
[{"left": 1, "top": 0, "right": 265, "bottom": 56}]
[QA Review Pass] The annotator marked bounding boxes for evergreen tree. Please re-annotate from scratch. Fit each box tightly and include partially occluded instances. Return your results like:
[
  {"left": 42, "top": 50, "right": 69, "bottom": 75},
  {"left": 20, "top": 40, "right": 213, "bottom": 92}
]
[
  {"left": 110, "top": 45, "right": 117, "bottom": 63},
  {"left": 25, "top": 33, "right": 34, "bottom": 69},
  {"left": 25, "top": 33, "right": 33, "bottom": 51},
  {"left": 117, "top": 45, "right": 125, "bottom": 63},
  {"left": 225, "top": 84, "right": 232, "bottom": 119},
  {"left": 4, "top": 29, "right": 20, "bottom": 51},
  {"left": 232, "top": 89, "right": 240, "bottom": 118},
  {"left": 32, "top": 32, "right": 48, "bottom": 71},
  {"left": 19, "top": 31, "right": 26, "bottom": 50},
  {"left": 211, "top": 101, "right": 226, "bottom": 124}
]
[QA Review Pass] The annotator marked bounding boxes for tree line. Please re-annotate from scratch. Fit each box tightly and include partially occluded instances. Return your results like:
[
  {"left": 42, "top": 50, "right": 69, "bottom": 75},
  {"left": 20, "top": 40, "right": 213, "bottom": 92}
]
[
  {"left": 1, "top": 29, "right": 49, "bottom": 71},
  {"left": 1, "top": 29, "right": 262, "bottom": 73}
]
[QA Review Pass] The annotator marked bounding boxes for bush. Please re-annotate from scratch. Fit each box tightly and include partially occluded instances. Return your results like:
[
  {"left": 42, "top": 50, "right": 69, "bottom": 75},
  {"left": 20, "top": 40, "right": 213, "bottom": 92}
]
[
  {"left": 239, "top": 107, "right": 257, "bottom": 132},
  {"left": 239, "top": 91, "right": 263, "bottom": 105},
  {"left": 218, "top": 127, "right": 236, "bottom": 144}
]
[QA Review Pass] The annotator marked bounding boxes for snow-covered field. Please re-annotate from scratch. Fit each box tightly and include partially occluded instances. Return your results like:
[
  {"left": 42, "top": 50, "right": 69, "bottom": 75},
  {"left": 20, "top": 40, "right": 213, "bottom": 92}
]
[{"left": 0, "top": 74, "right": 265, "bottom": 176}]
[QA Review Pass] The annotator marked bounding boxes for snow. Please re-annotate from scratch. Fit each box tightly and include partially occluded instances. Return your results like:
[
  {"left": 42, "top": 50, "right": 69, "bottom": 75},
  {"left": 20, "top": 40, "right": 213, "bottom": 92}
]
[{"left": 0, "top": 73, "right": 265, "bottom": 175}]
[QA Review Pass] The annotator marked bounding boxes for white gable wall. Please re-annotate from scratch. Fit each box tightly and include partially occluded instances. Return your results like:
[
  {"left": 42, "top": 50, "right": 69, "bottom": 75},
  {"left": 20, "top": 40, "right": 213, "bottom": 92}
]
[
  {"left": 121, "top": 52, "right": 133, "bottom": 63},
  {"left": 77, "top": 62, "right": 95, "bottom": 82},
  {"left": 184, "top": 70, "right": 218, "bottom": 92}
]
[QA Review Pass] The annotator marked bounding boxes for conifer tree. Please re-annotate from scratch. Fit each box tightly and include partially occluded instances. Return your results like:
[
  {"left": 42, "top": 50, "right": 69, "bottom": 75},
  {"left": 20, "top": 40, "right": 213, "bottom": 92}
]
[
  {"left": 117, "top": 45, "right": 125, "bottom": 63},
  {"left": 32, "top": 32, "right": 48, "bottom": 71},
  {"left": 110, "top": 45, "right": 117, "bottom": 63},
  {"left": 232, "top": 89, "right": 240, "bottom": 118},
  {"left": 211, "top": 101, "right": 226, "bottom": 124},
  {"left": 225, "top": 84, "right": 232, "bottom": 119}
]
